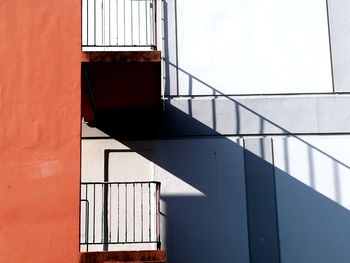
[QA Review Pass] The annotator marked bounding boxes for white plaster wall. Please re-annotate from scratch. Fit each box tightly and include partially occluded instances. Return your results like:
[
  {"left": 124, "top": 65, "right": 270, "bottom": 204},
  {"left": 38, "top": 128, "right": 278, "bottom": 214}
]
[
  {"left": 328, "top": 0, "right": 350, "bottom": 92},
  {"left": 273, "top": 136, "right": 350, "bottom": 263},
  {"left": 82, "top": 133, "right": 350, "bottom": 262},
  {"left": 81, "top": 138, "right": 250, "bottom": 263},
  {"left": 166, "top": 0, "right": 333, "bottom": 95}
]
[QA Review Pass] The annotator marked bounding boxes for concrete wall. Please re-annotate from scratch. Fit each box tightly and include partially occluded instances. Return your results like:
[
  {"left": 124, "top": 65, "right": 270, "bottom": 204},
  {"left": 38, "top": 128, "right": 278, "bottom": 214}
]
[
  {"left": 81, "top": 137, "right": 250, "bottom": 263},
  {"left": 274, "top": 136, "right": 350, "bottom": 263},
  {"left": 82, "top": 92, "right": 350, "bottom": 263},
  {"left": 0, "top": 1, "right": 82, "bottom": 263},
  {"left": 328, "top": 0, "right": 350, "bottom": 92},
  {"left": 82, "top": 130, "right": 350, "bottom": 263},
  {"left": 81, "top": 0, "right": 350, "bottom": 262},
  {"left": 163, "top": 0, "right": 333, "bottom": 96}
]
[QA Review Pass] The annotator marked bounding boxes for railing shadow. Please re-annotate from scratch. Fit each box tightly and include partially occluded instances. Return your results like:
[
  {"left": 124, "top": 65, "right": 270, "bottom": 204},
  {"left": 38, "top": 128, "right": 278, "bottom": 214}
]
[
  {"left": 91, "top": 98, "right": 350, "bottom": 263},
  {"left": 81, "top": 1, "right": 350, "bottom": 262}
]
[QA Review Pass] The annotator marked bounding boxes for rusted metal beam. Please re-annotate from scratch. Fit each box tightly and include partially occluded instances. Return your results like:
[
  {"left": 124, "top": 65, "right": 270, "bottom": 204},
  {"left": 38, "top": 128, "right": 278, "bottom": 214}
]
[
  {"left": 80, "top": 250, "right": 167, "bottom": 263},
  {"left": 85, "top": 51, "right": 161, "bottom": 63}
]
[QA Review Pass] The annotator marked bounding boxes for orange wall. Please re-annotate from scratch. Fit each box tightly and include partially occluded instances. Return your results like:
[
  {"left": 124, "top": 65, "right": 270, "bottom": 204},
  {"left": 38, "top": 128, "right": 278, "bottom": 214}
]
[{"left": 0, "top": 1, "right": 82, "bottom": 262}]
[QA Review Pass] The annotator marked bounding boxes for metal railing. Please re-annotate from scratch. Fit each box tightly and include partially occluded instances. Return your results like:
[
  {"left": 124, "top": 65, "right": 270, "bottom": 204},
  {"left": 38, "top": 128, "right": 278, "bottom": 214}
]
[
  {"left": 80, "top": 181, "right": 161, "bottom": 251},
  {"left": 82, "top": 0, "right": 157, "bottom": 50}
]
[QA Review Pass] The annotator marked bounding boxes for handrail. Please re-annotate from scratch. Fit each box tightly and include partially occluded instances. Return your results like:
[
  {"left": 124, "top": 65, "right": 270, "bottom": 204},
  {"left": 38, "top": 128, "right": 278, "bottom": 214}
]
[
  {"left": 81, "top": 181, "right": 161, "bottom": 185},
  {"left": 80, "top": 181, "right": 161, "bottom": 251},
  {"left": 82, "top": 0, "right": 157, "bottom": 50}
]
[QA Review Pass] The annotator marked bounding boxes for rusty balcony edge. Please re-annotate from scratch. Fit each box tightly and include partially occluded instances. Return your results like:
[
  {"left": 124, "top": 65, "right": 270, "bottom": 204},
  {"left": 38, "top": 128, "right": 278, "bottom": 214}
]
[
  {"left": 80, "top": 250, "right": 167, "bottom": 263},
  {"left": 82, "top": 51, "right": 161, "bottom": 63}
]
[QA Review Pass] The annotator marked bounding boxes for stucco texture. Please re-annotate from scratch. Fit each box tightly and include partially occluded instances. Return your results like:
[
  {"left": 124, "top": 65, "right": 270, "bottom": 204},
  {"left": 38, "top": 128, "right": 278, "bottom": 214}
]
[{"left": 0, "top": 1, "right": 82, "bottom": 262}]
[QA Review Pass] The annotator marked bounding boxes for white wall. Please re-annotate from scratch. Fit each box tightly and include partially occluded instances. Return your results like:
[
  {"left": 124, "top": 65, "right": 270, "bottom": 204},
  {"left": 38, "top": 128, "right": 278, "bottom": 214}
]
[
  {"left": 328, "top": 0, "right": 350, "bottom": 92},
  {"left": 80, "top": 0, "right": 350, "bottom": 260},
  {"left": 274, "top": 136, "right": 350, "bottom": 263},
  {"left": 165, "top": 0, "right": 333, "bottom": 95},
  {"left": 81, "top": 134, "right": 350, "bottom": 262},
  {"left": 81, "top": 138, "right": 250, "bottom": 263}
]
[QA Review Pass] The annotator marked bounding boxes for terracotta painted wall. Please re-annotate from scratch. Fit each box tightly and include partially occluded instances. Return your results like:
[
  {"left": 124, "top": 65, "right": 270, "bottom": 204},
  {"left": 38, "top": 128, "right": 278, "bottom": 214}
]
[{"left": 0, "top": 1, "right": 82, "bottom": 262}]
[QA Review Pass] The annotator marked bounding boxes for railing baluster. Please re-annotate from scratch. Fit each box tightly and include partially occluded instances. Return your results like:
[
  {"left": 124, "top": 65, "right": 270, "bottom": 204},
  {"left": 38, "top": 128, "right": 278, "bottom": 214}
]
[
  {"left": 141, "top": 182, "right": 144, "bottom": 243},
  {"left": 116, "top": 0, "right": 119, "bottom": 45},
  {"left": 148, "top": 0, "right": 153, "bottom": 46},
  {"left": 138, "top": 0, "right": 140, "bottom": 45},
  {"left": 133, "top": 182, "right": 136, "bottom": 242},
  {"left": 86, "top": 0, "right": 89, "bottom": 45},
  {"left": 85, "top": 184, "right": 88, "bottom": 246},
  {"left": 148, "top": 182, "right": 151, "bottom": 242},
  {"left": 156, "top": 183, "right": 161, "bottom": 249},
  {"left": 102, "top": 0, "right": 104, "bottom": 46},
  {"left": 153, "top": 0, "right": 157, "bottom": 47},
  {"left": 123, "top": 0, "right": 126, "bottom": 45},
  {"left": 94, "top": 0, "right": 96, "bottom": 46},
  {"left": 109, "top": 183, "right": 112, "bottom": 243},
  {"left": 101, "top": 184, "right": 103, "bottom": 245},
  {"left": 145, "top": 0, "right": 148, "bottom": 45},
  {"left": 109, "top": 0, "right": 111, "bottom": 46},
  {"left": 131, "top": 0, "right": 133, "bottom": 45},
  {"left": 83, "top": 0, "right": 156, "bottom": 48},
  {"left": 80, "top": 182, "right": 161, "bottom": 250},
  {"left": 93, "top": 184, "right": 96, "bottom": 243},
  {"left": 81, "top": 199, "right": 89, "bottom": 252},
  {"left": 103, "top": 182, "right": 109, "bottom": 251},
  {"left": 125, "top": 183, "right": 128, "bottom": 243},
  {"left": 117, "top": 183, "right": 120, "bottom": 243},
  {"left": 86, "top": 202, "right": 89, "bottom": 251}
]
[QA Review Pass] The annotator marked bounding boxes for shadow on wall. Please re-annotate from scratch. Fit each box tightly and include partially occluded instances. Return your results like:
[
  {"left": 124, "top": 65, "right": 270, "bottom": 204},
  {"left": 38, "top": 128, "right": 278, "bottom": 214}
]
[
  {"left": 83, "top": 1, "right": 350, "bottom": 262},
  {"left": 93, "top": 100, "right": 350, "bottom": 263}
]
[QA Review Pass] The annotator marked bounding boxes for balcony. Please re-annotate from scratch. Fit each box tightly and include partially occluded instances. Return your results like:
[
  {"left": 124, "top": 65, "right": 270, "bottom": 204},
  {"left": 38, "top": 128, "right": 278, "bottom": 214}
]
[
  {"left": 80, "top": 2, "right": 164, "bottom": 262},
  {"left": 82, "top": 0, "right": 157, "bottom": 51},
  {"left": 80, "top": 181, "right": 161, "bottom": 252},
  {"left": 81, "top": 1, "right": 162, "bottom": 129}
]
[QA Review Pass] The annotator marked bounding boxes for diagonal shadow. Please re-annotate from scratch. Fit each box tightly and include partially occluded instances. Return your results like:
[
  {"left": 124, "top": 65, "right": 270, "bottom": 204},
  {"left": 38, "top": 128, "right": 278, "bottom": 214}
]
[
  {"left": 81, "top": 1, "right": 350, "bottom": 262},
  {"left": 88, "top": 99, "right": 350, "bottom": 263}
]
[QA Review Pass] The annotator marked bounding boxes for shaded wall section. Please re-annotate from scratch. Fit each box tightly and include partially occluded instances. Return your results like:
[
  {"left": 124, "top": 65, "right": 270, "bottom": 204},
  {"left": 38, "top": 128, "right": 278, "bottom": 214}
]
[
  {"left": 328, "top": 0, "right": 350, "bottom": 92},
  {"left": 0, "top": 1, "right": 82, "bottom": 263},
  {"left": 81, "top": 138, "right": 250, "bottom": 263},
  {"left": 274, "top": 136, "right": 350, "bottom": 263}
]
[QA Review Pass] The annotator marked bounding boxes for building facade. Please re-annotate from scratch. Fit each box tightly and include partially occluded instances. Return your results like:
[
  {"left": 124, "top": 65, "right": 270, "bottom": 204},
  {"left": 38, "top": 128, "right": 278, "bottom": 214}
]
[{"left": 1, "top": 1, "right": 350, "bottom": 263}]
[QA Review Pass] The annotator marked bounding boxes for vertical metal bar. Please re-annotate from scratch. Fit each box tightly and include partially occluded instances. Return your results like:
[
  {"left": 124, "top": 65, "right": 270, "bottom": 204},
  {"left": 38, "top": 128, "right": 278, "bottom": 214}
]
[
  {"left": 156, "top": 183, "right": 161, "bottom": 249},
  {"left": 102, "top": 0, "right": 105, "bottom": 45},
  {"left": 93, "top": 184, "right": 96, "bottom": 243},
  {"left": 109, "top": 184, "right": 112, "bottom": 242},
  {"left": 94, "top": 0, "right": 96, "bottom": 45},
  {"left": 124, "top": 0, "right": 126, "bottom": 45},
  {"left": 131, "top": 0, "right": 133, "bottom": 45},
  {"left": 87, "top": 0, "right": 89, "bottom": 46},
  {"left": 117, "top": 183, "right": 120, "bottom": 243},
  {"left": 103, "top": 183, "right": 109, "bottom": 251},
  {"left": 85, "top": 184, "right": 89, "bottom": 250},
  {"left": 141, "top": 183, "right": 144, "bottom": 242},
  {"left": 101, "top": 184, "right": 103, "bottom": 244},
  {"left": 148, "top": 182, "right": 151, "bottom": 242},
  {"left": 109, "top": 0, "right": 111, "bottom": 46},
  {"left": 133, "top": 183, "right": 136, "bottom": 242},
  {"left": 116, "top": 0, "right": 119, "bottom": 45},
  {"left": 86, "top": 203, "right": 89, "bottom": 251},
  {"left": 153, "top": 0, "right": 157, "bottom": 48},
  {"left": 83, "top": 200, "right": 89, "bottom": 252},
  {"left": 145, "top": 0, "right": 148, "bottom": 45},
  {"left": 125, "top": 184, "right": 128, "bottom": 242},
  {"left": 138, "top": 0, "right": 140, "bottom": 45},
  {"left": 150, "top": 0, "right": 154, "bottom": 46}
]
